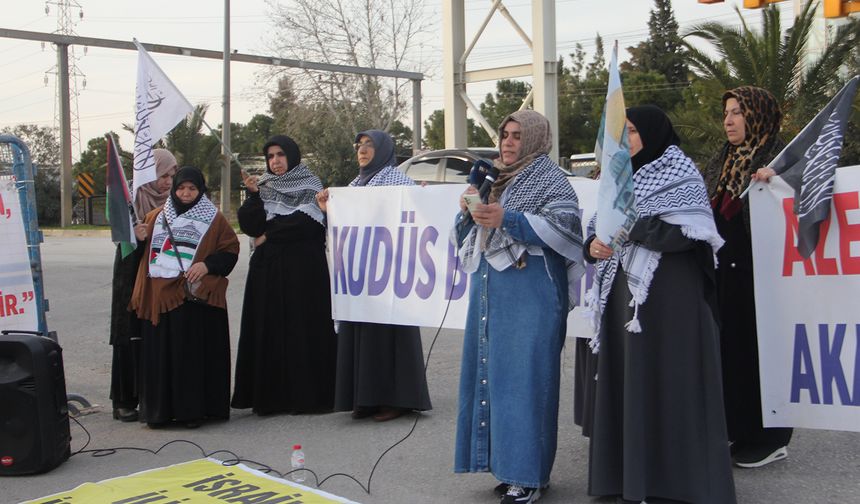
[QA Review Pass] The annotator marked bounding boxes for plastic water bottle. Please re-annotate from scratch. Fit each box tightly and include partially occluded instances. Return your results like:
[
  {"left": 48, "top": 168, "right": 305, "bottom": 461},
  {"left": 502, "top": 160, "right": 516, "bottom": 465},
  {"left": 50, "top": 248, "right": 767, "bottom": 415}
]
[{"left": 290, "top": 444, "right": 306, "bottom": 483}]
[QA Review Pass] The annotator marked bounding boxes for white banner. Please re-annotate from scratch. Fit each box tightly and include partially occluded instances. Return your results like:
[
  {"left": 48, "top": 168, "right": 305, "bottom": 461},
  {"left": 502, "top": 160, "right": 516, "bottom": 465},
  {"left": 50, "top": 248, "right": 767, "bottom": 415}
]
[
  {"left": 132, "top": 40, "right": 194, "bottom": 197},
  {"left": 0, "top": 179, "right": 38, "bottom": 332},
  {"left": 749, "top": 166, "right": 860, "bottom": 432},
  {"left": 325, "top": 179, "right": 598, "bottom": 339}
]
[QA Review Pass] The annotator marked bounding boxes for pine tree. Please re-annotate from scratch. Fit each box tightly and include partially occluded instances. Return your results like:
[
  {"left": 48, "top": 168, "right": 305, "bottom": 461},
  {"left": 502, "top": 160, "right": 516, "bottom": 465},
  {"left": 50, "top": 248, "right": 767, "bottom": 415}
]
[{"left": 622, "top": 0, "right": 688, "bottom": 107}]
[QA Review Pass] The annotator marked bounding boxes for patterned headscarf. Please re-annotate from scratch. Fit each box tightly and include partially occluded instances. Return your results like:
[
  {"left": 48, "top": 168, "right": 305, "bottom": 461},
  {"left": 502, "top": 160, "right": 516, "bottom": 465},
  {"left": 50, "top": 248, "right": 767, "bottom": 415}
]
[
  {"left": 714, "top": 86, "right": 781, "bottom": 211},
  {"left": 258, "top": 135, "right": 324, "bottom": 224},
  {"left": 490, "top": 110, "right": 553, "bottom": 203},
  {"left": 134, "top": 149, "right": 177, "bottom": 218}
]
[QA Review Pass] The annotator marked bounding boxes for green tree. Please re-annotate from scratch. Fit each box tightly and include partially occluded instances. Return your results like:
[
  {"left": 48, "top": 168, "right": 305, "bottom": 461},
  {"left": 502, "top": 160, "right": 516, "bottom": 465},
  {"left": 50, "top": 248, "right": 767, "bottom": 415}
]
[
  {"left": 683, "top": 2, "right": 860, "bottom": 133},
  {"left": 389, "top": 120, "right": 413, "bottom": 159},
  {"left": 230, "top": 114, "right": 275, "bottom": 158},
  {"left": 622, "top": 0, "right": 688, "bottom": 110},
  {"left": 1, "top": 124, "right": 62, "bottom": 225},
  {"left": 479, "top": 80, "right": 532, "bottom": 132},
  {"left": 421, "top": 109, "right": 491, "bottom": 150},
  {"left": 72, "top": 134, "right": 131, "bottom": 197}
]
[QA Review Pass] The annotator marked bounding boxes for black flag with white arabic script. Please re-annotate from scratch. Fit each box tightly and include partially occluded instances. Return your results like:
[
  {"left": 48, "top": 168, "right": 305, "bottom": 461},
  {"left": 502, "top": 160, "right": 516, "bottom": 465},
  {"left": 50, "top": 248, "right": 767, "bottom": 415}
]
[{"left": 769, "top": 76, "right": 859, "bottom": 258}]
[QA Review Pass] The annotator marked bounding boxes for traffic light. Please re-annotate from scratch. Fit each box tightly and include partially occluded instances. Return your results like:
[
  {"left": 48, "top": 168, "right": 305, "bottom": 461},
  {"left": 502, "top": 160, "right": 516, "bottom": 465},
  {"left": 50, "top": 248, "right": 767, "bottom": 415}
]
[
  {"left": 823, "top": 0, "right": 860, "bottom": 18},
  {"left": 742, "top": 0, "right": 786, "bottom": 8}
]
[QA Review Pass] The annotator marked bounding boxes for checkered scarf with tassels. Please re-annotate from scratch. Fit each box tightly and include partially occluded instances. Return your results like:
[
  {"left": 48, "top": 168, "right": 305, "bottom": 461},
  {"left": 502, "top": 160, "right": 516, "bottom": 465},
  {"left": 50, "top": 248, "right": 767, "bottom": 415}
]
[
  {"left": 457, "top": 154, "right": 585, "bottom": 311},
  {"left": 586, "top": 145, "right": 723, "bottom": 351}
]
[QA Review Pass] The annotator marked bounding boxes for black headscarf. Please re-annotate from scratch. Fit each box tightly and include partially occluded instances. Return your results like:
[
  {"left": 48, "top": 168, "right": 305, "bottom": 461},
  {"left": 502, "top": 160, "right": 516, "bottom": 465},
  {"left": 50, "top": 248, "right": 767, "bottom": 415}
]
[
  {"left": 171, "top": 166, "right": 207, "bottom": 215},
  {"left": 355, "top": 129, "right": 396, "bottom": 186},
  {"left": 626, "top": 105, "right": 681, "bottom": 171},
  {"left": 262, "top": 135, "right": 301, "bottom": 173}
]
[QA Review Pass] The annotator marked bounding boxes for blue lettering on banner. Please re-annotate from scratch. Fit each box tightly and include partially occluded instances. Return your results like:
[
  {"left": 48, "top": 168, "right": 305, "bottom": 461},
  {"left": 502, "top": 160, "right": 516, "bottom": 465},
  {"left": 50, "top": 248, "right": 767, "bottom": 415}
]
[
  {"left": 331, "top": 209, "right": 468, "bottom": 301},
  {"left": 790, "top": 323, "right": 859, "bottom": 406}
]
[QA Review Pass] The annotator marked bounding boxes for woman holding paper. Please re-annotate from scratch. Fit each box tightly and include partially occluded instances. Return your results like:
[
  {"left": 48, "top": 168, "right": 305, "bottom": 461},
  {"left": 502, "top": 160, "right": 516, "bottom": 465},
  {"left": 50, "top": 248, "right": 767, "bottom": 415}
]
[
  {"left": 703, "top": 86, "right": 793, "bottom": 468},
  {"left": 130, "top": 166, "right": 239, "bottom": 428},
  {"left": 231, "top": 135, "right": 337, "bottom": 415},
  {"left": 108, "top": 148, "right": 176, "bottom": 423},
  {"left": 453, "top": 110, "right": 584, "bottom": 504},
  {"left": 585, "top": 105, "right": 735, "bottom": 504},
  {"left": 316, "top": 129, "right": 432, "bottom": 422}
]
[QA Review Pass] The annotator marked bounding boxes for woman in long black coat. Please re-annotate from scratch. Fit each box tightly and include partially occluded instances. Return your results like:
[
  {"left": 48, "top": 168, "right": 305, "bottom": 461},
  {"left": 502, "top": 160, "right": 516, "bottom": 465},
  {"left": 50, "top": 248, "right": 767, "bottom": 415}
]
[
  {"left": 586, "top": 106, "right": 735, "bottom": 504},
  {"left": 231, "top": 135, "right": 337, "bottom": 415},
  {"left": 702, "top": 86, "right": 792, "bottom": 468}
]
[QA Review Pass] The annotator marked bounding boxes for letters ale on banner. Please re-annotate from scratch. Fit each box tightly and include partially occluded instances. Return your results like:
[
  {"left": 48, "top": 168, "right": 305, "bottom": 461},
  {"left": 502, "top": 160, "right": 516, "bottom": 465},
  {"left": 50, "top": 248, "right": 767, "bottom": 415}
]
[
  {"left": 324, "top": 180, "right": 598, "bottom": 339},
  {"left": 0, "top": 179, "right": 38, "bottom": 332},
  {"left": 749, "top": 166, "right": 860, "bottom": 433}
]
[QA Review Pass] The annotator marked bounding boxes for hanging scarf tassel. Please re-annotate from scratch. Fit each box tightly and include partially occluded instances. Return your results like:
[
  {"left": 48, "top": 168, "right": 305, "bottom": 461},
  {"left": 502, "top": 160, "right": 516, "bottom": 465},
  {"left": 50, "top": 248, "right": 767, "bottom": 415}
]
[{"left": 625, "top": 301, "right": 643, "bottom": 333}]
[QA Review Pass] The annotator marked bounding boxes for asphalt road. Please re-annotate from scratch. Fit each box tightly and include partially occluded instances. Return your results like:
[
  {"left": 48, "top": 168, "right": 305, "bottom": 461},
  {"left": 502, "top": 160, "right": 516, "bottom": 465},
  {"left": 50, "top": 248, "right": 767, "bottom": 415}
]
[{"left": 3, "top": 235, "right": 859, "bottom": 503}]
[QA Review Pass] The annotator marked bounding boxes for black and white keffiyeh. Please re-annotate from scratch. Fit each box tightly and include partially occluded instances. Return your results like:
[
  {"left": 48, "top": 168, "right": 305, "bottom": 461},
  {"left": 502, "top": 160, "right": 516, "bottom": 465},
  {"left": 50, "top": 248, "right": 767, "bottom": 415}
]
[
  {"left": 349, "top": 165, "right": 414, "bottom": 187},
  {"left": 456, "top": 154, "right": 585, "bottom": 310},
  {"left": 149, "top": 194, "right": 218, "bottom": 278},
  {"left": 257, "top": 163, "right": 325, "bottom": 225},
  {"left": 585, "top": 145, "right": 723, "bottom": 349}
]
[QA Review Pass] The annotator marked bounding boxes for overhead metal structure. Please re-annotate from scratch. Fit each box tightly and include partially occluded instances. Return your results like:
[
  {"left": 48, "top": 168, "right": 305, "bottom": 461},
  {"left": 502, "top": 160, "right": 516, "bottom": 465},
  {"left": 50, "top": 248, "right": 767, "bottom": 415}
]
[
  {"left": 0, "top": 27, "right": 423, "bottom": 224},
  {"left": 443, "top": 0, "right": 559, "bottom": 161}
]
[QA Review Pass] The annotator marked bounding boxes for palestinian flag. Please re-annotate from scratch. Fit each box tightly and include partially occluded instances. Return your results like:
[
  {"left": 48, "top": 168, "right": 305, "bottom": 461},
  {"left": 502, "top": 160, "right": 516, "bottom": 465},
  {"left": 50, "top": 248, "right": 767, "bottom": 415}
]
[{"left": 105, "top": 134, "right": 137, "bottom": 258}]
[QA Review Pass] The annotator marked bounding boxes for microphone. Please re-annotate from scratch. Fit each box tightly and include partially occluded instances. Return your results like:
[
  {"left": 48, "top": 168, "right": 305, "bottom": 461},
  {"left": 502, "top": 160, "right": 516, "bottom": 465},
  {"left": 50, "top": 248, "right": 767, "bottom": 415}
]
[
  {"left": 477, "top": 164, "right": 499, "bottom": 204},
  {"left": 468, "top": 159, "right": 499, "bottom": 204}
]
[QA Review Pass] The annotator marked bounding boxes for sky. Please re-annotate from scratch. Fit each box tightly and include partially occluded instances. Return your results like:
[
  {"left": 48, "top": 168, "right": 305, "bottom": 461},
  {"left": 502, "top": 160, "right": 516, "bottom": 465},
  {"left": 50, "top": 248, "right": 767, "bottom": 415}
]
[{"left": 0, "top": 0, "right": 800, "bottom": 160}]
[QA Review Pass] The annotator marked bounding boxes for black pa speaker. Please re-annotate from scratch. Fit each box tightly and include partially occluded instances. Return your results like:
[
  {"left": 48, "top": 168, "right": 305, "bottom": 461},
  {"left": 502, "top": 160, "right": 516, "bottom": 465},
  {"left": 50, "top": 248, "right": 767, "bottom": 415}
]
[{"left": 0, "top": 331, "right": 71, "bottom": 475}]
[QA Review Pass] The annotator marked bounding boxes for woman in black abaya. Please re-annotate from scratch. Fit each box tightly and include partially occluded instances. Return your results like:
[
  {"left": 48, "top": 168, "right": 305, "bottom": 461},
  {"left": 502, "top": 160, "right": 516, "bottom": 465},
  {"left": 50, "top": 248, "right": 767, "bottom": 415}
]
[
  {"left": 231, "top": 135, "right": 337, "bottom": 415},
  {"left": 585, "top": 106, "right": 735, "bottom": 504}
]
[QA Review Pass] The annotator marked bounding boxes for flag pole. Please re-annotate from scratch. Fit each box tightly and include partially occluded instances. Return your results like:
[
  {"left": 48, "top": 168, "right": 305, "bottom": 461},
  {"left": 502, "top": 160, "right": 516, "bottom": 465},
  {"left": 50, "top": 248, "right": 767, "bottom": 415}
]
[{"left": 199, "top": 118, "right": 248, "bottom": 179}]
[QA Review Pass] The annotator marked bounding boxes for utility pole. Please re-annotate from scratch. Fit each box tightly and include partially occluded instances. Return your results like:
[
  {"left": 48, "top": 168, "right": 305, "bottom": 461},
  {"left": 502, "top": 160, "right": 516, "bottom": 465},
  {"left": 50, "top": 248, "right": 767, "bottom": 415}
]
[
  {"left": 221, "top": 0, "right": 232, "bottom": 214},
  {"left": 45, "top": 0, "right": 87, "bottom": 227}
]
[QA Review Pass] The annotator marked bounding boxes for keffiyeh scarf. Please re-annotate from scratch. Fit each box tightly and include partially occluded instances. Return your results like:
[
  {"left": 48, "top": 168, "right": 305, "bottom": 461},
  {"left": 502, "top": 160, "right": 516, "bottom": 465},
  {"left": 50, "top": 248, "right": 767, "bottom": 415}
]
[
  {"left": 149, "top": 195, "right": 218, "bottom": 278},
  {"left": 586, "top": 145, "right": 723, "bottom": 349},
  {"left": 258, "top": 163, "right": 325, "bottom": 225},
  {"left": 457, "top": 154, "right": 585, "bottom": 310},
  {"left": 349, "top": 165, "right": 414, "bottom": 187}
]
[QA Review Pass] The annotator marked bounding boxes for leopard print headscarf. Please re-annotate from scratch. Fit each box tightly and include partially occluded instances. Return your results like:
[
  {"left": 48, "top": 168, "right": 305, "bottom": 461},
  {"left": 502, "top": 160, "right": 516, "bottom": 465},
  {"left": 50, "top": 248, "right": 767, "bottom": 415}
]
[
  {"left": 490, "top": 110, "right": 553, "bottom": 203},
  {"left": 714, "top": 86, "right": 782, "bottom": 203}
]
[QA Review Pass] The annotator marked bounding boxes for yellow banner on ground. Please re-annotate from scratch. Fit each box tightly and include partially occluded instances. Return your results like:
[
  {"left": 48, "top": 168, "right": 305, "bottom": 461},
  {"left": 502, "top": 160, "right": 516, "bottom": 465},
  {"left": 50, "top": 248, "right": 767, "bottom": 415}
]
[{"left": 24, "top": 458, "right": 358, "bottom": 504}]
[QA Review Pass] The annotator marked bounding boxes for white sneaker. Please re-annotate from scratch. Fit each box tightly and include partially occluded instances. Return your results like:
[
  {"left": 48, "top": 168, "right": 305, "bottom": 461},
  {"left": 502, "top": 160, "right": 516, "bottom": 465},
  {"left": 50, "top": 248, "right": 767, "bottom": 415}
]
[{"left": 734, "top": 445, "right": 788, "bottom": 468}]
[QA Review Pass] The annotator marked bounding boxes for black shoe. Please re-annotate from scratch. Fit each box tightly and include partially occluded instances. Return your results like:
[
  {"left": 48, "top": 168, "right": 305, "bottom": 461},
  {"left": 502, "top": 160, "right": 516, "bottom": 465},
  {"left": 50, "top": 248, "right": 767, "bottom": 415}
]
[
  {"left": 495, "top": 482, "right": 548, "bottom": 497},
  {"left": 500, "top": 485, "right": 541, "bottom": 504},
  {"left": 113, "top": 407, "right": 139, "bottom": 422},
  {"left": 734, "top": 445, "right": 788, "bottom": 468}
]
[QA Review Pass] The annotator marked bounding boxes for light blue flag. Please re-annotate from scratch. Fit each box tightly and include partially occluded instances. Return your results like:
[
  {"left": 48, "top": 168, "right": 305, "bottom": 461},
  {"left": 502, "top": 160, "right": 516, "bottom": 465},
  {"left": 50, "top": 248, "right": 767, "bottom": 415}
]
[{"left": 594, "top": 42, "right": 637, "bottom": 249}]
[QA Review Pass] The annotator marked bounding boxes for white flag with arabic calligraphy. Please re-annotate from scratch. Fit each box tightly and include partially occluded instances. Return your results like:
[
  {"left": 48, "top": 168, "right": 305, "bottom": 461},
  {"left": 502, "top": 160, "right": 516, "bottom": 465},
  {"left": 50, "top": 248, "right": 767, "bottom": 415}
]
[{"left": 132, "top": 39, "right": 193, "bottom": 199}]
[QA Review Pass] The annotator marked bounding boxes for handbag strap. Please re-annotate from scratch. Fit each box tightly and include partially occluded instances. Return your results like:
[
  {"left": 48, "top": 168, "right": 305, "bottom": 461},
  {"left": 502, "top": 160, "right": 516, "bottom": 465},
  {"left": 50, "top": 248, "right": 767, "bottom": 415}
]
[{"left": 160, "top": 216, "right": 186, "bottom": 273}]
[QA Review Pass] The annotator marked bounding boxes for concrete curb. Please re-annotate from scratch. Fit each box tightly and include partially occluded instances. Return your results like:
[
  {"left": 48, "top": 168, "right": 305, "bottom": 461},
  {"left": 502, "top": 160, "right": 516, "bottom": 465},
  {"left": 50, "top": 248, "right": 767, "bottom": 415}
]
[{"left": 41, "top": 228, "right": 114, "bottom": 238}]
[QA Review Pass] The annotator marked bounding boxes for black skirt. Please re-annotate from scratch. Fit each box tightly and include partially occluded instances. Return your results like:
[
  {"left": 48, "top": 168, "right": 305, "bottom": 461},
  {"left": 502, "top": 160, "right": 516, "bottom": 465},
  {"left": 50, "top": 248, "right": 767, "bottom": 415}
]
[
  {"left": 139, "top": 302, "right": 231, "bottom": 424},
  {"left": 588, "top": 250, "right": 736, "bottom": 504},
  {"left": 333, "top": 321, "right": 432, "bottom": 412},
  {"left": 109, "top": 245, "right": 143, "bottom": 409},
  {"left": 231, "top": 220, "right": 338, "bottom": 415}
]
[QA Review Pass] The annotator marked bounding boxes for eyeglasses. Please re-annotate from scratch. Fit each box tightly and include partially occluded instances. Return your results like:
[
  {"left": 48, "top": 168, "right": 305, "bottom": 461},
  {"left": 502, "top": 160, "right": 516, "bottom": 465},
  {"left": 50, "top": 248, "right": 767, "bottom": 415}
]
[{"left": 353, "top": 140, "right": 374, "bottom": 152}]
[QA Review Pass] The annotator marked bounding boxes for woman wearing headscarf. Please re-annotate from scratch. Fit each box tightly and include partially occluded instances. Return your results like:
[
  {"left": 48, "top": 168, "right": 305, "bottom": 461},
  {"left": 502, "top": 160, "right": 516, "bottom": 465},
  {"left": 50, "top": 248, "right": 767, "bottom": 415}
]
[
  {"left": 585, "top": 105, "right": 735, "bottom": 504},
  {"left": 109, "top": 148, "right": 176, "bottom": 422},
  {"left": 316, "top": 129, "right": 432, "bottom": 422},
  {"left": 129, "top": 166, "right": 239, "bottom": 428},
  {"left": 231, "top": 135, "right": 337, "bottom": 415},
  {"left": 453, "top": 110, "right": 584, "bottom": 504},
  {"left": 703, "top": 86, "right": 792, "bottom": 468}
]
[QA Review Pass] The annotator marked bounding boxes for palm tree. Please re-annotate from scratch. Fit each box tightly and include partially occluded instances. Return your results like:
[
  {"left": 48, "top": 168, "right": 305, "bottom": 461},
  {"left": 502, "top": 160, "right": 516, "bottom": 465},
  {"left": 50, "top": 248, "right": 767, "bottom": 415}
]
[{"left": 682, "top": 1, "right": 859, "bottom": 132}]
